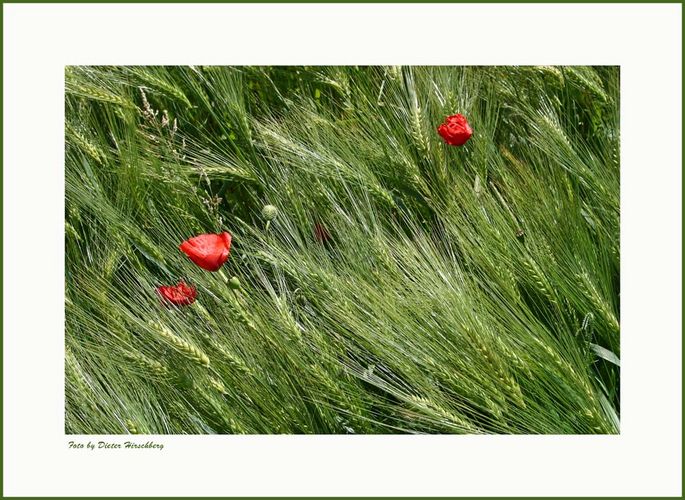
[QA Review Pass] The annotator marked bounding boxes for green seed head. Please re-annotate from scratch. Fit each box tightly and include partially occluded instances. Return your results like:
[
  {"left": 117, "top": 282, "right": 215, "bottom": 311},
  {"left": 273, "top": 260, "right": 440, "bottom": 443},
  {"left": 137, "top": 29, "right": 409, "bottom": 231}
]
[
  {"left": 228, "top": 276, "right": 242, "bottom": 290},
  {"left": 261, "top": 204, "right": 278, "bottom": 221}
]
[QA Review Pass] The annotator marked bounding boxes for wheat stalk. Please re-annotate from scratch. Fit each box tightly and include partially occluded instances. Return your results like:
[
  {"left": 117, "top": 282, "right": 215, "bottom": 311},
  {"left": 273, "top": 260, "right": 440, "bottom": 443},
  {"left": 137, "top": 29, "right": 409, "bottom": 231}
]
[
  {"left": 407, "top": 395, "right": 477, "bottom": 434},
  {"left": 124, "top": 350, "right": 169, "bottom": 378},
  {"left": 149, "top": 321, "right": 210, "bottom": 368}
]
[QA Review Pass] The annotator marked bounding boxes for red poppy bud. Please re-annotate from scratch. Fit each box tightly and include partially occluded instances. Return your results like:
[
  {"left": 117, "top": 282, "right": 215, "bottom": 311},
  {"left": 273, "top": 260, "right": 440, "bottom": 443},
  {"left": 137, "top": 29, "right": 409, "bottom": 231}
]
[
  {"left": 157, "top": 281, "right": 197, "bottom": 306},
  {"left": 179, "top": 232, "right": 232, "bottom": 272},
  {"left": 437, "top": 113, "right": 473, "bottom": 146},
  {"left": 314, "top": 223, "right": 331, "bottom": 244}
]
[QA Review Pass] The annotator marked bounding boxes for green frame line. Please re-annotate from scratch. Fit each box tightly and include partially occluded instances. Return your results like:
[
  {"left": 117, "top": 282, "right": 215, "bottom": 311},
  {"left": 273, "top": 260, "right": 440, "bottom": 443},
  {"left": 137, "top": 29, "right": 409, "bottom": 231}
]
[{"left": 0, "top": 1, "right": 682, "bottom": 499}]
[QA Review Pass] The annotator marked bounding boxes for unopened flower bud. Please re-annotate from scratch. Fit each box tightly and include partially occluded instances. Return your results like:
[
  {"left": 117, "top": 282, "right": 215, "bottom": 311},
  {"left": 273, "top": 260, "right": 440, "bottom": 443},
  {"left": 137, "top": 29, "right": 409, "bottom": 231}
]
[
  {"left": 262, "top": 204, "right": 278, "bottom": 221},
  {"left": 228, "top": 276, "right": 242, "bottom": 290}
]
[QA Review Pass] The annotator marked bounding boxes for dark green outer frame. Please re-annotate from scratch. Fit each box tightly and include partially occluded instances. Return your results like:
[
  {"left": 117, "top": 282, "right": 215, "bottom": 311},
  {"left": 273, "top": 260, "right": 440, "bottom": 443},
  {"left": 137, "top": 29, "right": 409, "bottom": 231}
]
[{"left": 0, "top": 1, "right": 682, "bottom": 498}]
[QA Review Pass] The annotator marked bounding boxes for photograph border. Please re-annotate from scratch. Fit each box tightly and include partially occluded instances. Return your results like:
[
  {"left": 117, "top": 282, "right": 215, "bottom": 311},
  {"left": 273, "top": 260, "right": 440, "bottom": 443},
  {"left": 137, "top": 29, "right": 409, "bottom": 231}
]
[{"left": 2, "top": 1, "right": 682, "bottom": 497}]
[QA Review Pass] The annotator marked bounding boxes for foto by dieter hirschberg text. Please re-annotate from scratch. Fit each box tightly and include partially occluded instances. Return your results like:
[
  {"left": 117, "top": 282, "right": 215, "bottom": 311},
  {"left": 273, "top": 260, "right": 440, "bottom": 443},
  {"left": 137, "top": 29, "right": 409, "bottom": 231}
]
[{"left": 68, "top": 440, "right": 164, "bottom": 451}]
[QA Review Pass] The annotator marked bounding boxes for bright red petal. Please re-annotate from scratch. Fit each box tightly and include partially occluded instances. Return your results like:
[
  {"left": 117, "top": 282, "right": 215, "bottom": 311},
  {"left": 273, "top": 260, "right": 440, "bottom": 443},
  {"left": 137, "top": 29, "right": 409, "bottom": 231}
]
[
  {"left": 179, "top": 232, "right": 232, "bottom": 271},
  {"left": 157, "top": 281, "right": 197, "bottom": 306}
]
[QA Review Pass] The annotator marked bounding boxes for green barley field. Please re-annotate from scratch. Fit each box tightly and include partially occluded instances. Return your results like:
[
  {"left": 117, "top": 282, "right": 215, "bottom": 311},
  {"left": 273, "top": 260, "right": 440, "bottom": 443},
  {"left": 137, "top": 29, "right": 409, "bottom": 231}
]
[{"left": 65, "top": 66, "right": 620, "bottom": 434}]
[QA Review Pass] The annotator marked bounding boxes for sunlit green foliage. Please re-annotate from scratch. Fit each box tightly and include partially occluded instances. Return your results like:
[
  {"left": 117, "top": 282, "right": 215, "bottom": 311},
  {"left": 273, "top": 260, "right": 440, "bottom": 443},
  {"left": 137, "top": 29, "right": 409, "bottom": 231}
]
[{"left": 65, "top": 66, "right": 619, "bottom": 434}]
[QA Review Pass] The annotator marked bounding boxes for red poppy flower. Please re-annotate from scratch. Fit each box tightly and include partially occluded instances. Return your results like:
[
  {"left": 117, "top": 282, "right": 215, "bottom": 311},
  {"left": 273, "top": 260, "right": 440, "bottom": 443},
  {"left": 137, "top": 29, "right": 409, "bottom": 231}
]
[
  {"left": 157, "top": 281, "right": 197, "bottom": 306},
  {"left": 314, "top": 223, "right": 331, "bottom": 244},
  {"left": 179, "top": 232, "right": 232, "bottom": 272},
  {"left": 437, "top": 114, "right": 473, "bottom": 146}
]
